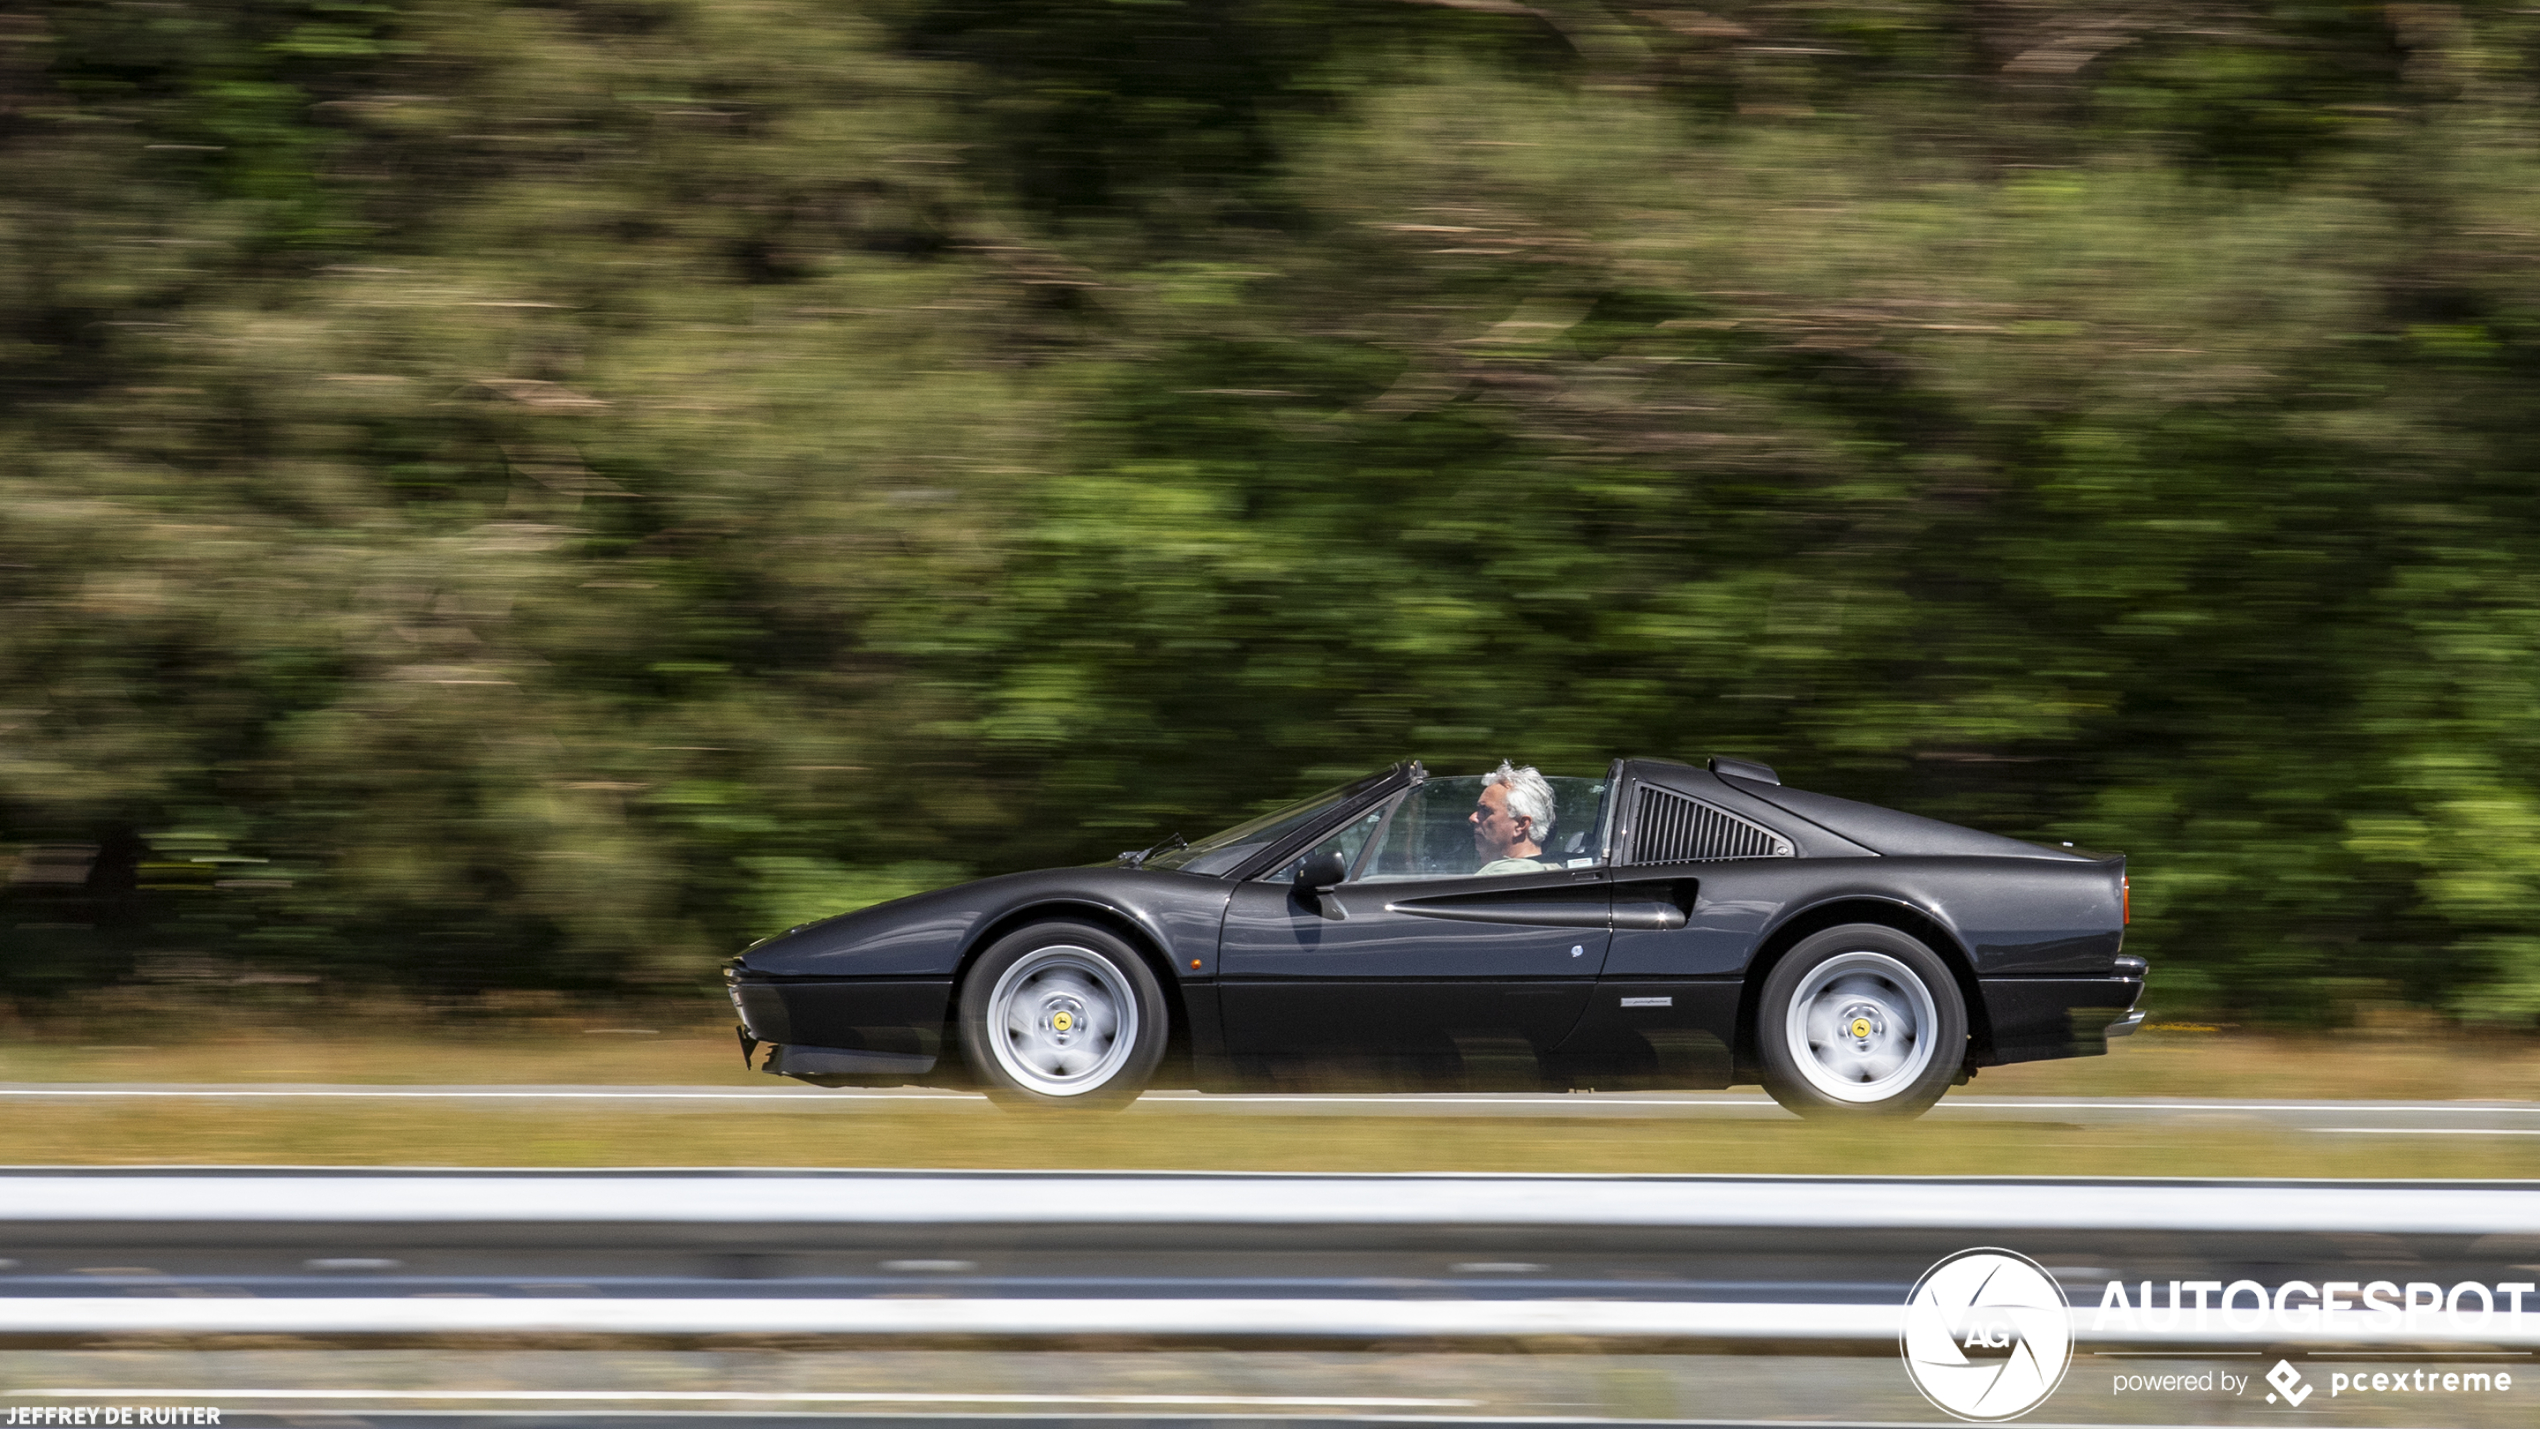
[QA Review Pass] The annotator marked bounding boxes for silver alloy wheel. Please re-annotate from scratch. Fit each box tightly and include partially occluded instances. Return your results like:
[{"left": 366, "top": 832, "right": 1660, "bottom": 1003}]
[
  {"left": 1784, "top": 949, "right": 1939, "bottom": 1104},
  {"left": 985, "top": 944, "right": 1139, "bottom": 1097}
]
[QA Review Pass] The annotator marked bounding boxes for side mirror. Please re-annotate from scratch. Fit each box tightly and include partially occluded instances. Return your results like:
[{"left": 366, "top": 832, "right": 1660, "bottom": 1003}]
[{"left": 1293, "top": 850, "right": 1348, "bottom": 892}]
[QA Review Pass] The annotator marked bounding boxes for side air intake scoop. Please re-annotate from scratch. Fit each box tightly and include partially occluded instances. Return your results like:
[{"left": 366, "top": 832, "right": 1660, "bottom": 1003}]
[{"left": 1707, "top": 755, "right": 1781, "bottom": 786}]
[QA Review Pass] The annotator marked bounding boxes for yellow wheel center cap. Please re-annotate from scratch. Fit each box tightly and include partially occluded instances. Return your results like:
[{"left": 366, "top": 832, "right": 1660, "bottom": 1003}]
[
  {"left": 1051, "top": 1011, "right": 1074, "bottom": 1033},
  {"left": 1850, "top": 1017, "right": 1874, "bottom": 1040}
]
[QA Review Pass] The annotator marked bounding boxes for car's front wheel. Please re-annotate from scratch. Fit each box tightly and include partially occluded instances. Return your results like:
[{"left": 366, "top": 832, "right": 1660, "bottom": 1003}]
[
  {"left": 1756, "top": 924, "right": 1966, "bottom": 1120},
  {"left": 959, "top": 922, "right": 1168, "bottom": 1110}
]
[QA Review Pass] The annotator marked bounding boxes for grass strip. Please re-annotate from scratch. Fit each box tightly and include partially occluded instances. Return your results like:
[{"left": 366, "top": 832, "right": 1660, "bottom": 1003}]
[{"left": 1, "top": 1101, "right": 2533, "bottom": 1178}]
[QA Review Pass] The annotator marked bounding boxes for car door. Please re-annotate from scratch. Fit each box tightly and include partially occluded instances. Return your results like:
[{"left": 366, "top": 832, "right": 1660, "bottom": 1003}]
[
  {"left": 1215, "top": 774, "right": 1615, "bottom": 1083},
  {"left": 1552, "top": 766, "right": 1805, "bottom": 1087}
]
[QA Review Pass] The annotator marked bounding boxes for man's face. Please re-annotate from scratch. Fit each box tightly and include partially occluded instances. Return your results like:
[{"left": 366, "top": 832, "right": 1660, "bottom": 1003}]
[{"left": 1471, "top": 782, "right": 1531, "bottom": 859}]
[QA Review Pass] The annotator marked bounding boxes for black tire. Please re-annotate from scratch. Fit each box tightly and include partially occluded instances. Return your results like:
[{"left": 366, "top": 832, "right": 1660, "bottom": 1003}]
[
  {"left": 1756, "top": 924, "right": 1966, "bottom": 1120},
  {"left": 958, "top": 921, "right": 1168, "bottom": 1110}
]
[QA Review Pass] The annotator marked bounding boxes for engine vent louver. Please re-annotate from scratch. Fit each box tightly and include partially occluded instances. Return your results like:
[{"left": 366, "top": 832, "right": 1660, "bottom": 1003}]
[{"left": 1626, "top": 786, "right": 1795, "bottom": 865}]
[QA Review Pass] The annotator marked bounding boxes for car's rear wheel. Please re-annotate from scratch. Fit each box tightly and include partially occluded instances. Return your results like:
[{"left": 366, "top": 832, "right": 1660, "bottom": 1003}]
[
  {"left": 960, "top": 921, "right": 1168, "bottom": 1110},
  {"left": 1757, "top": 924, "right": 1965, "bottom": 1120}
]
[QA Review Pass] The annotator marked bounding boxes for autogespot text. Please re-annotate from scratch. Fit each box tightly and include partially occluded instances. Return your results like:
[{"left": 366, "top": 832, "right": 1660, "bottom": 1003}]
[{"left": 2092, "top": 1277, "right": 2538, "bottom": 1333}]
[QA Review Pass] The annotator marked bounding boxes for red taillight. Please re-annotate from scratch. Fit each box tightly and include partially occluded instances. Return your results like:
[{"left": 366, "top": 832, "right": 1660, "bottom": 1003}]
[{"left": 2122, "top": 876, "right": 2131, "bottom": 925}]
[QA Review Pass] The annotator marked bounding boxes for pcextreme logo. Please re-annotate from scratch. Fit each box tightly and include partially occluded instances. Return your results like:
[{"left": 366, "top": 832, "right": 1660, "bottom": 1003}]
[
  {"left": 1901, "top": 1248, "right": 2076, "bottom": 1422},
  {"left": 2266, "top": 1360, "right": 2314, "bottom": 1406}
]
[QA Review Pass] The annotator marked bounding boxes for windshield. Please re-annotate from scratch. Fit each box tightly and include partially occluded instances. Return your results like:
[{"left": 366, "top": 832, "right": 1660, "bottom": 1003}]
[{"left": 1145, "top": 769, "right": 1393, "bottom": 875}]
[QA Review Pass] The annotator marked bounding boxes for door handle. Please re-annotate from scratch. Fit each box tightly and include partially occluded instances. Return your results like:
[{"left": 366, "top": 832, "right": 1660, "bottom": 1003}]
[
  {"left": 1612, "top": 902, "right": 1689, "bottom": 931},
  {"left": 1610, "top": 877, "right": 1698, "bottom": 931}
]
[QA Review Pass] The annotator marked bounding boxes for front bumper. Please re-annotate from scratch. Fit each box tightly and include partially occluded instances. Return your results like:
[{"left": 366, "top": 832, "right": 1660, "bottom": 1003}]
[{"left": 725, "top": 964, "right": 951, "bottom": 1085}]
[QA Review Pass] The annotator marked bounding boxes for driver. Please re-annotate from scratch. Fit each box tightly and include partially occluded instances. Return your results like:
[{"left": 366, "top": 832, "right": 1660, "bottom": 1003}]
[{"left": 1471, "top": 760, "right": 1559, "bottom": 874}]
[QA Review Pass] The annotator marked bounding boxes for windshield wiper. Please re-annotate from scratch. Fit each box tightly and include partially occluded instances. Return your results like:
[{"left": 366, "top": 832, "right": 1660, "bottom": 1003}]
[{"left": 1118, "top": 832, "right": 1185, "bottom": 869}]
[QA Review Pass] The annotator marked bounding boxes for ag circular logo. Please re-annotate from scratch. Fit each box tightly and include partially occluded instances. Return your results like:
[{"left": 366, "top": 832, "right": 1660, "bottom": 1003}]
[{"left": 1900, "top": 1248, "right": 2074, "bottom": 1421}]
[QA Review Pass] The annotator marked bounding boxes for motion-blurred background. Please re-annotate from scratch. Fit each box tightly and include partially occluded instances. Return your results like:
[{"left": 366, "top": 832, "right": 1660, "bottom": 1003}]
[{"left": 7, "top": 0, "right": 2540, "bottom": 1029}]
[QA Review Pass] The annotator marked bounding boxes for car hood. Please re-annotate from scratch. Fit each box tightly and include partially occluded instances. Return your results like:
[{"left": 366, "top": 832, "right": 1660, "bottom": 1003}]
[
  {"left": 731, "top": 864, "right": 1233, "bottom": 979},
  {"left": 735, "top": 871, "right": 1045, "bottom": 976}
]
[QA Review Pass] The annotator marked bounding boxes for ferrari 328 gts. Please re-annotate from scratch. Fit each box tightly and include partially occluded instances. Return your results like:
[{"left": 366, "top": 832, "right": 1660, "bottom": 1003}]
[{"left": 724, "top": 757, "right": 2143, "bottom": 1118}]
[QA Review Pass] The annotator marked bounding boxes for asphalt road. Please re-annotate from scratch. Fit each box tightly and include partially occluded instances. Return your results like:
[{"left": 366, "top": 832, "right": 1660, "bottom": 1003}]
[
  {"left": 0, "top": 1170, "right": 2533, "bottom": 1346},
  {"left": 3, "top": 1083, "right": 2537, "bottom": 1134}
]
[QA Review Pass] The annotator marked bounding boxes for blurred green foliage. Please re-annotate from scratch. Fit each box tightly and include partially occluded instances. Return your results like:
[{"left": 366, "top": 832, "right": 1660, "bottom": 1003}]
[{"left": 7, "top": 1, "right": 2540, "bottom": 1019}]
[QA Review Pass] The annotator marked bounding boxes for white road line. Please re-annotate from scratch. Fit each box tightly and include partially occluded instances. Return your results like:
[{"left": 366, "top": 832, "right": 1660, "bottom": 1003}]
[
  {"left": 0, "top": 1088, "right": 896, "bottom": 1101},
  {"left": 14, "top": 1390, "right": 1476, "bottom": 1408},
  {"left": 1936, "top": 1100, "right": 2540, "bottom": 1114},
  {"left": 2308, "top": 1127, "right": 2540, "bottom": 1136},
  {"left": 1155, "top": 1095, "right": 2540, "bottom": 1115}
]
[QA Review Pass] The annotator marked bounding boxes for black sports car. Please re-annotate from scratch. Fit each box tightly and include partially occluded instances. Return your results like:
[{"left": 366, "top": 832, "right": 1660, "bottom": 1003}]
[{"left": 725, "top": 757, "right": 2143, "bottom": 1117}]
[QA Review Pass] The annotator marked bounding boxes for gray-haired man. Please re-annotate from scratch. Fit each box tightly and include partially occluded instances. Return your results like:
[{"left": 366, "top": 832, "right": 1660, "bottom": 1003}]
[{"left": 1470, "top": 759, "right": 1559, "bottom": 875}]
